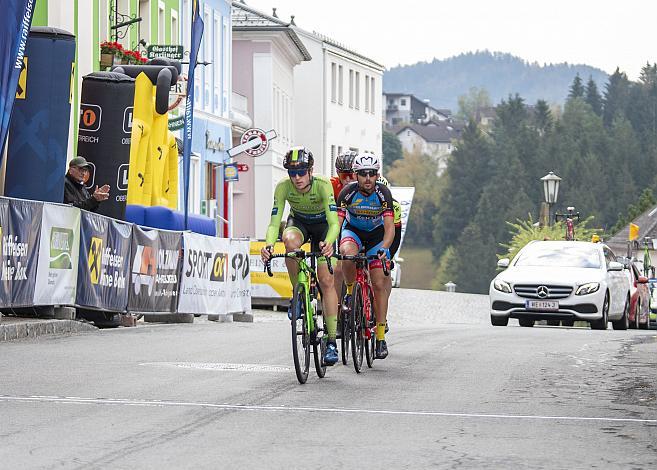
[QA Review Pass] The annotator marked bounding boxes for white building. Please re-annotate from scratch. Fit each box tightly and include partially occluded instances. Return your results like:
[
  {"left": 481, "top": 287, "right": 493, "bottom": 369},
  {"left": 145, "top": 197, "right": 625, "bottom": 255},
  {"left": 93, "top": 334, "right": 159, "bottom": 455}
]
[
  {"left": 230, "top": 2, "right": 311, "bottom": 238},
  {"left": 292, "top": 29, "right": 385, "bottom": 176},
  {"left": 392, "top": 120, "right": 463, "bottom": 175},
  {"left": 383, "top": 92, "right": 451, "bottom": 128}
]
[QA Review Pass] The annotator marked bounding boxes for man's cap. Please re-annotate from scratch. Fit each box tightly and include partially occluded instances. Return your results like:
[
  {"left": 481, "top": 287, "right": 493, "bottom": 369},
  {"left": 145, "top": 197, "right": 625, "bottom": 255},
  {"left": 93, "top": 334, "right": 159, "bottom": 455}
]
[{"left": 69, "top": 156, "right": 91, "bottom": 168}]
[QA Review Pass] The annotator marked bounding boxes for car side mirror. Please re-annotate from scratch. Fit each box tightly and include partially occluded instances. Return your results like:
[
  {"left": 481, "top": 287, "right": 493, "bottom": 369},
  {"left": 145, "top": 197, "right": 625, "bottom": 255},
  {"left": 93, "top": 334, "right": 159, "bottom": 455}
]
[
  {"left": 497, "top": 258, "right": 510, "bottom": 268},
  {"left": 638, "top": 276, "right": 649, "bottom": 284},
  {"left": 608, "top": 261, "right": 624, "bottom": 271}
]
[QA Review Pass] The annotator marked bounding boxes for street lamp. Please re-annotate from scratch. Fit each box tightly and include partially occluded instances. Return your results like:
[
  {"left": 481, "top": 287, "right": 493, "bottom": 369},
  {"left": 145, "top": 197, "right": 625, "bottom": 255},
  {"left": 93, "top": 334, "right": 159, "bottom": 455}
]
[{"left": 540, "top": 171, "right": 561, "bottom": 226}]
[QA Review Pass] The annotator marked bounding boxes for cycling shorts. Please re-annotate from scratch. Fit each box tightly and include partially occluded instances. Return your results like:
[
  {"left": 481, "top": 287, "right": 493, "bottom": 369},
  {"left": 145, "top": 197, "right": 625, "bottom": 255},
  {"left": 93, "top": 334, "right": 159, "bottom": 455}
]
[
  {"left": 339, "top": 223, "right": 389, "bottom": 270},
  {"left": 284, "top": 216, "right": 330, "bottom": 263}
]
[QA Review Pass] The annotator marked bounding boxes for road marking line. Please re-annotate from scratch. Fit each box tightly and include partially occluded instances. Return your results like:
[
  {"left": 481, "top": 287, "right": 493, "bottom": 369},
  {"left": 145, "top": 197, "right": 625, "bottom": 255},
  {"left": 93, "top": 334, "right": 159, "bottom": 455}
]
[
  {"left": 1, "top": 395, "right": 656, "bottom": 425},
  {"left": 140, "top": 362, "right": 291, "bottom": 372}
]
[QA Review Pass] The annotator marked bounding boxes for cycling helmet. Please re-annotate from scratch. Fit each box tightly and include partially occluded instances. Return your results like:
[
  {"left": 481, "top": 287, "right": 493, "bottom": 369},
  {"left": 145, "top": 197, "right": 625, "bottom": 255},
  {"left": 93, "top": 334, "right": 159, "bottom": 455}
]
[
  {"left": 335, "top": 151, "right": 357, "bottom": 173},
  {"left": 283, "top": 146, "right": 314, "bottom": 169},
  {"left": 376, "top": 176, "right": 390, "bottom": 187},
  {"left": 352, "top": 152, "right": 380, "bottom": 172}
]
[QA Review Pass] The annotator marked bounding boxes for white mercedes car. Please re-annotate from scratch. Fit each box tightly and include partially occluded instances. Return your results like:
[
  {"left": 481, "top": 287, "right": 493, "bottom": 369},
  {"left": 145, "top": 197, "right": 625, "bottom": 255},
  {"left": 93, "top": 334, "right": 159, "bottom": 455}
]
[{"left": 489, "top": 241, "right": 631, "bottom": 329}]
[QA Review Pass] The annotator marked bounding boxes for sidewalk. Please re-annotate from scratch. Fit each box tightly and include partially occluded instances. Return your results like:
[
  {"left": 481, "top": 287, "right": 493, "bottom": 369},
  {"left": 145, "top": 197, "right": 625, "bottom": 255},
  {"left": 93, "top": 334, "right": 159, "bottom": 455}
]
[{"left": 0, "top": 315, "right": 98, "bottom": 342}]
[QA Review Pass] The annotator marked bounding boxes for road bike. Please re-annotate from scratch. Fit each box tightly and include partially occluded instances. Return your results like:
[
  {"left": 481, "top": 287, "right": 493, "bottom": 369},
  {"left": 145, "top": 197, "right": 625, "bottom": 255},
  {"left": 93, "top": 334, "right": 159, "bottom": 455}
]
[
  {"left": 337, "top": 251, "right": 389, "bottom": 373},
  {"left": 265, "top": 250, "right": 333, "bottom": 384},
  {"left": 555, "top": 206, "right": 580, "bottom": 241}
]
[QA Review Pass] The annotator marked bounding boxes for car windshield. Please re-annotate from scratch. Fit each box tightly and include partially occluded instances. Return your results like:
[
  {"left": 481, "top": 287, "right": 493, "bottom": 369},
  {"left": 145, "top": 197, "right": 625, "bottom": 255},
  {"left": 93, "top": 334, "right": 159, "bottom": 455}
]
[{"left": 514, "top": 244, "right": 601, "bottom": 269}]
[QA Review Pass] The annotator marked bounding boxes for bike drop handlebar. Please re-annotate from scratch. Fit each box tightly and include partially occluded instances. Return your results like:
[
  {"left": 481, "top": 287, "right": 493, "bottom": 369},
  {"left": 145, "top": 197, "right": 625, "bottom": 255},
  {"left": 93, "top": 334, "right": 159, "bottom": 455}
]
[
  {"left": 335, "top": 252, "right": 390, "bottom": 277},
  {"left": 264, "top": 249, "right": 333, "bottom": 277}
]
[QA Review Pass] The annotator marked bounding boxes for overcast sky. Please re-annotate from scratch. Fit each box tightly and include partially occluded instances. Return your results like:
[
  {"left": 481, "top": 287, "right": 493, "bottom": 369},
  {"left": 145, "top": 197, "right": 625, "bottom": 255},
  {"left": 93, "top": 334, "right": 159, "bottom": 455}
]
[{"left": 242, "top": 0, "right": 655, "bottom": 80}]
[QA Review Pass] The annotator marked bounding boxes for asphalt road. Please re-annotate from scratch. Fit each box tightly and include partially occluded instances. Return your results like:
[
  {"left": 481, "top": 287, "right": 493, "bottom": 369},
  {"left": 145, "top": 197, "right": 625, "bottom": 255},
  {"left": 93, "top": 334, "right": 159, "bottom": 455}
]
[{"left": 1, "top": 289, "right": 656, "bottom": 469}]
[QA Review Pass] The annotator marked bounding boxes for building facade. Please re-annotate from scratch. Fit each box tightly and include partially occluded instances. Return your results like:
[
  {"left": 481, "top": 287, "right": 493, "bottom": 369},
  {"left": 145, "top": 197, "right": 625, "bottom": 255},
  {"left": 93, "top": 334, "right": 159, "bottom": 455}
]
[
  {"left": 383, "top": 92, "right": 450, "bottom": 128},
  {"left": 292, "top": 30, "right": 384, "bottom": 177},
  {"left": 230, "top": 1, "right": 311, "bottom": 239},
  {"left": 392, "top": 121, "right": 463, "bottom": 175}
]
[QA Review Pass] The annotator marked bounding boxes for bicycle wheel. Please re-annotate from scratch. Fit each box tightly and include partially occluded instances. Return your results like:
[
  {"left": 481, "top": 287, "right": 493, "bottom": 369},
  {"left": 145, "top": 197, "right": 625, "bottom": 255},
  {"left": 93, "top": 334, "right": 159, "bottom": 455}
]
[
  {"left": 313, "top": 308, "right": 327, "bottom": 378},
  {"left": 340, "top": 282, "right": 350, "bottom": 365},
  {"left": 350, "top": 283, "right": 364, "bottom": 373},
  {"left": 365, "top": 289, "right": 376, "bottom": 368},
  {"left": 291, "top": 283, "right": 310, "bottom": 384}
]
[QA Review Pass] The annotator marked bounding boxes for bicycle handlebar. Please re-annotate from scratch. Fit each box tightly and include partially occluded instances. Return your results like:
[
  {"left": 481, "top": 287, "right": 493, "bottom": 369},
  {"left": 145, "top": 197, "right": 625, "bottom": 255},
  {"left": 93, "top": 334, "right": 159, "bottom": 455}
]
[
  {"left": 335, "top": 252, "right": 390, "bottom": 277},
  {"left": 263, "top": 249, "right": 333, "bottom": 277}
]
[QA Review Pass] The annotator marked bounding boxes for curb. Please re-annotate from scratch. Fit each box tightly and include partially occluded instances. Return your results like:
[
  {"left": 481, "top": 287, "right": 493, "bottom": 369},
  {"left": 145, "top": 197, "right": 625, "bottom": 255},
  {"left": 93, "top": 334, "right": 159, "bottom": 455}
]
[{"left": 0, "top": 319, "right": 98, "bottom": 342}]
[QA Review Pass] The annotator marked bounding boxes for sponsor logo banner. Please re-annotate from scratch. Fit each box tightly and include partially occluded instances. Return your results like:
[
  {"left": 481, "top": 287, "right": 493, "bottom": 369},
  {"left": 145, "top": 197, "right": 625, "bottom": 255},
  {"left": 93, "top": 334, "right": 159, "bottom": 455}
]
[
  {"left": 1, "top": 197, "right": 42, "bottom": 307},
  {"left": 128, "top": 226, "right": 181, "bottom": 313},
  {"left": 34, "top": 203, "right": 80, "bottom": 305},
  {"left": 178, "top": 234, "right": 251, "bottom": 314},
  {"left": 249, "top": 241, "right": 308, "bottom": 299},
  {"left": 76, "top": 211, "right": 131, "bottom": 311}
]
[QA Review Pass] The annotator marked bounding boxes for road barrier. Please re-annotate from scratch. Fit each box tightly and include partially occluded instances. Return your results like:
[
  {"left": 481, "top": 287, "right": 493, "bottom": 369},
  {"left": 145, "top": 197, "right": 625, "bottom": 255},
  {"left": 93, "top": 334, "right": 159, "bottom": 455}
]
[{"left": 0, "top": 196, "right": 251, "bottom": 319}]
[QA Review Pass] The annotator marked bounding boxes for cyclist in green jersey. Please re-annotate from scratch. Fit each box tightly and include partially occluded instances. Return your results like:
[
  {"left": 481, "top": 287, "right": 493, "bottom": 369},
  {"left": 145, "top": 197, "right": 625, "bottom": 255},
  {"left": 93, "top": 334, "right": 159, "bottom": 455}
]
[{"left": 260, "top": 146, "right": 341, "bottom": 365}]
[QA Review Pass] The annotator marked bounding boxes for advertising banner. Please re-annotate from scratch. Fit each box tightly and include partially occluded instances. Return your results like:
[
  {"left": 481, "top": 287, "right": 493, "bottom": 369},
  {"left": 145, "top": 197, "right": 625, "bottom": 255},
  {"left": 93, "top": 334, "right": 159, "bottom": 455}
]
[
  {"left": 0, "top": 0, "right": 34, "bottom": 158},
  {"left": 390, "top": 186, "right": 415, "bottom": 256},
  {"left": 0, "top": 198, "right": 10, "bottom": 306},
  {"left": 77, "top": 72, "right": 135, "bottom": 220},
  {"left": 249, "top": 241, "right": 308, "bottom": 300},
  {"left": 228, "top": 239, "right": 251, "bottom": 313},
  {"left": 178, "top": 232, "right": 230, "bottom": 314},
  {"left": 128, "top": 226, "right": 181, "bottom": 312},
  {"left": 76, "top": 211, "right": 131, "bottom": 311},
  {"left": 5, "top": 27, "right": 76, "bottom": 202},
  {"left": 4, "top": 197, "right": 42, "bottom": 307},
  {"left": 33, "top": 203, "right": 80, "bottom": 305}
]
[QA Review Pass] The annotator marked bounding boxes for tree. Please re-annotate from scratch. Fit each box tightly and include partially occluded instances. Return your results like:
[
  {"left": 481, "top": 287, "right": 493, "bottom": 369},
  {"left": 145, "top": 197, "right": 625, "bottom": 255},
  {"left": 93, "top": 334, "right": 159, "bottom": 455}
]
[
  {"left": 585, "top": 76, "right": 603, "bottom": 115},
  {"left": 457, "top": 87, "right": 491, "bottom": 122},
  {"left": 603, "top": 67, "right": 630, "bottom": 127},
  {"left": 387, "top": 150, "right": 442, "bottom": 245},
  {"left": 533, "top": 99, "right": 553, "bottom": 135},
  {"left": 568, "top": 74, "right": 585, "bottom": 100},
  {"left": 382, "top": 130, "right": 403, "bottom": 174}
]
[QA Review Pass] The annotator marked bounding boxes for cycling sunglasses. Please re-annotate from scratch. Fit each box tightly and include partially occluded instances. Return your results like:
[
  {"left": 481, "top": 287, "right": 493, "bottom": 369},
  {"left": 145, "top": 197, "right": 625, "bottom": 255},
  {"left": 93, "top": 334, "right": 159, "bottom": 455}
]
[
  {"left": 338, "top": 170, "right": 355, "bottom": 177},
  {"left": 288, "top": 169, "right": 308, "bottom": 177},
  {"left": 356, "top": 169, "right": 377, "bottom": 178}
]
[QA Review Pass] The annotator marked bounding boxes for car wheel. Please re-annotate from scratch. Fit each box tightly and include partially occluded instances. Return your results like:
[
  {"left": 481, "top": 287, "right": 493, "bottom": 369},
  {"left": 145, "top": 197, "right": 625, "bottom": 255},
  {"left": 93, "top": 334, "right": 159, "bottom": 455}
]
[
  {"left": 518, "top": 318, "right": 535, "bottom": 327},
  {"left": 590, "top": 292, "right": 609, "bottom": 330},
  {"left": 491, "top": 316, "right": 508, "bottom": 326},
  {"left": 547, "top": 320, "right": 560, "bottom": 326},
  {"left": 612, "top": 296, "right": 629, "bottom": 330},
  {"left": 633, "top": 302, "right": 640, "bottom": 329}
]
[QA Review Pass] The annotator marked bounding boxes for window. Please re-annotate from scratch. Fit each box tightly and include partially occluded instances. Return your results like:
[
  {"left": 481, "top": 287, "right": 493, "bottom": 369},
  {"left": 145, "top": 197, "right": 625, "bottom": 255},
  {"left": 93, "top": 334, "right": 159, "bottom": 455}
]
[
  {"left": 331, "top": 145, "right": 336, "bottom": 174},
  {"left": 203, "top": 7, "right": 211, "bottom": 62},
  {"left": 158, "top": 1, "right": 165, "bottom": 43},
  {"left": 364, "top": 74, "right": 370, "bottom": 112},
  {"left": 338, "top": 65, "right": 343, "bottom": 105},
  {"left": 117, "top": 0, "right": 131, "bottom": 48},
  {"left": 355, "top": 72, "right": 360, "bottom": 109},
  {"left": 171, "top": 9, "right": 178, "bottom": 44},
  {"left": 202, "top": 6, "right": 211, "bottom": 110},
  {"left": 370, "top": 77, "right": 375, "bottom": 114},
  {"left": 139, "top": 1, "right": 151, "bottom": 43},
  {"left": 400, "top": 98, "right": 406, "bottom": 106},
  {"left": 182, "top": 0, "right": 190, "bottom": 53},
  {"left": 190, "top": 155, "right": 201, "bottom": 214},
  {"left": 331, "top": 63, "right": 336, "bottom": 103},
  {"left": 213, "top": 12, "right": 220, "bottom": 112},
  {"left": 223, "top": 17, "right": 229, "bottom": 116},
  {"left": 99, "top": 1, "right": 109, "bottom": 44},
  {"left": 349, "top": 69, "right": 354, "bottom": 108}
]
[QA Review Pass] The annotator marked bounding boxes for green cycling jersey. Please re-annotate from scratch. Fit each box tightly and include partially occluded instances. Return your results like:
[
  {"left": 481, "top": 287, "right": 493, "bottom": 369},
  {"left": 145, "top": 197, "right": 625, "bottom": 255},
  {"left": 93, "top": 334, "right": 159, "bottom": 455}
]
[{"left": 265, "top": 175, "right": 340, "bottom": 246}]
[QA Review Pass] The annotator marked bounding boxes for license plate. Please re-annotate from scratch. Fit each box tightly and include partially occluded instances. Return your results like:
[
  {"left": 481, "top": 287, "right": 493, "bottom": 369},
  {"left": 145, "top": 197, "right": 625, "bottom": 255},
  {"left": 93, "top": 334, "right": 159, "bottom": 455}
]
[{"left": 526, "top": 300, "right": 559, "bottom": 311}]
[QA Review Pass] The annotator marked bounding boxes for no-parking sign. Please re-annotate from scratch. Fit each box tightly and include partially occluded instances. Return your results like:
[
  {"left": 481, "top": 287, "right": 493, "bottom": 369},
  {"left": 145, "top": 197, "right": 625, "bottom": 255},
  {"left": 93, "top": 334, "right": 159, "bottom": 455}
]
[{"left": 227, "top": 128, "right": 277, "bottom": 157}]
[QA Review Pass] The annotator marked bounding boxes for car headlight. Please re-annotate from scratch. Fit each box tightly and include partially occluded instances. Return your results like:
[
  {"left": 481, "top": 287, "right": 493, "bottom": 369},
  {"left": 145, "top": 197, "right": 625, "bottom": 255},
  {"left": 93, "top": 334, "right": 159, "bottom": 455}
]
[
  {"left": 576, "top": 282, "right": 599, "bottom": 295},
  {"left": 493, "top": 279, "right": 512, "bottom": 293}
]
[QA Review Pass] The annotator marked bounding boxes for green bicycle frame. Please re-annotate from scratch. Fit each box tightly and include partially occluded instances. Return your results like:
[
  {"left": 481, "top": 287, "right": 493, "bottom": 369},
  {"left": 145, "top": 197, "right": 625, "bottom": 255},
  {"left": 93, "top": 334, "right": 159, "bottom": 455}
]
[{"left": 294, "top": 258, "right": 315, "bottom": 337}]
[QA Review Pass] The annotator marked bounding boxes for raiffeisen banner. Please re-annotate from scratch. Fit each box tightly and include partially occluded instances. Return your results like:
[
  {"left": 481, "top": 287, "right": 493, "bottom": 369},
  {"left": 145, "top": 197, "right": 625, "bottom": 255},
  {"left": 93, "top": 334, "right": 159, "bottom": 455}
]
[{"left": 0, "top": 0, "right": 34, "bottom": 157}]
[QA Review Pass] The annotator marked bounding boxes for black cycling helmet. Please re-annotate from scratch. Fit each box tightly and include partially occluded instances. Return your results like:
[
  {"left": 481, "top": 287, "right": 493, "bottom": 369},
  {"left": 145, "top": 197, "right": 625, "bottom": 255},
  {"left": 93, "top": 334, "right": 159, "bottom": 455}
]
[
  {"left": 335, "top": 151, "right": 357, "bottom": 173},
  {"left": 283, "top": 146, "right": 314, "bottom": 169}
]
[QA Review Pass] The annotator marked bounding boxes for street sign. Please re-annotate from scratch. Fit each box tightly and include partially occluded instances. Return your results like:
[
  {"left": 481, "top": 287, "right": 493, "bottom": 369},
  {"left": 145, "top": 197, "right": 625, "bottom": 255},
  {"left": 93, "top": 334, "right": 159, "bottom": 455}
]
[
  {"left": 227, "top": 128, "right": 277, "bottom": 158},
  {"left": 146, "top": 45, "right": 184, "bottom": 60},
  {"left": 224, "top": 163, "right": 239, "bottom": 182},
  {"left": 168, "top": 116, "right": 184, "bottom": 131},
  {"left": 237, "top": 163, "right": 249, "bottom": 172}
]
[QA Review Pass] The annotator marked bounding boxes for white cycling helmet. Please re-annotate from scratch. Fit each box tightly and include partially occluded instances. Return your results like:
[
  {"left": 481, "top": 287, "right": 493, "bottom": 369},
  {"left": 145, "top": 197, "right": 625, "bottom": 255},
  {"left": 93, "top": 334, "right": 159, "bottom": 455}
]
[
  {"left": 376, "top": 175, "right": 389, "bottom": 187},
  {"left": 352, "top": 152, "right": 381, "bottom": 172}
]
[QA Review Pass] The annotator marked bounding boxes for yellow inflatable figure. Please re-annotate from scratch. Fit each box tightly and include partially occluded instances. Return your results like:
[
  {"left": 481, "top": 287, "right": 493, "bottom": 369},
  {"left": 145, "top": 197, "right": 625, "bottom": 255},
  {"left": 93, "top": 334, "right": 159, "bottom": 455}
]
[{"left": 115, "top": 60, "right": 180, "bottom": 208}]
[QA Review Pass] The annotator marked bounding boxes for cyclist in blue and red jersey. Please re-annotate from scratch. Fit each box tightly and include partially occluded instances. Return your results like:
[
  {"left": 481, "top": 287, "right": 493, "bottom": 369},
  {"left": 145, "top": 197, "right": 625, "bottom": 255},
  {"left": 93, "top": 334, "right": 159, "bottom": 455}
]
[{"left": 336, "top": 152, "right": 395, "bottom": 359}]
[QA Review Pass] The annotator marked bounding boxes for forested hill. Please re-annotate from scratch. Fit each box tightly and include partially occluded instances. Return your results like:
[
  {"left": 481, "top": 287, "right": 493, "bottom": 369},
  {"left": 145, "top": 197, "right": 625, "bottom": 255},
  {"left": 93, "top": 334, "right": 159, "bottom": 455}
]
[{"left": 383, "top": 51, "right": 609, "bottom": 110}]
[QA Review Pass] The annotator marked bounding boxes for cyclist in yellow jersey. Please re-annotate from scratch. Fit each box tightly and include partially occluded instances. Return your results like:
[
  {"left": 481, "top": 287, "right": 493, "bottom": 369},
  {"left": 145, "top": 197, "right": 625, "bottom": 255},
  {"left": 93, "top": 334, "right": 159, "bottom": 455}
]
[{"left": 261, "top": 146, "right": 341, "bottom": 365}]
